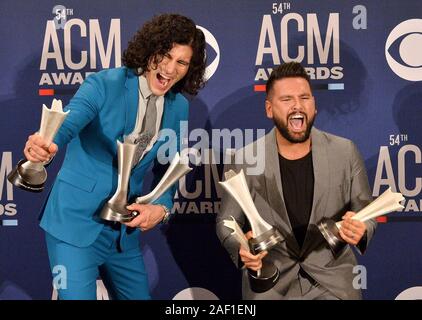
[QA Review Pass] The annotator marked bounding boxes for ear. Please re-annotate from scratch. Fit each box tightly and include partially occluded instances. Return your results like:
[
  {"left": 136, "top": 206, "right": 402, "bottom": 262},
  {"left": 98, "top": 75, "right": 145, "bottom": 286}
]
[{"left": 265, "top": 99, "right": 273, "bottom": 119}]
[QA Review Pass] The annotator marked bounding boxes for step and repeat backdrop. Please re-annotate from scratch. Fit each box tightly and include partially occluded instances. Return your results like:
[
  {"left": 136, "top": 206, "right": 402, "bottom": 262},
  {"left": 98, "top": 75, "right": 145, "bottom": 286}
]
[{"left": 0, "top": 0, "right": 421, "bottom": 300}]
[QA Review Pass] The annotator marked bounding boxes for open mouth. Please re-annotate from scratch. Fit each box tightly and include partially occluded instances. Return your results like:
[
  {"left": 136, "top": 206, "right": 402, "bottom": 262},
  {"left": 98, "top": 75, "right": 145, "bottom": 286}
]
[
  {"left": 288, "top": 113, "right": 305, "bottom": 131},
  {"left": 156, "top": 73, "right": 171, "bottom": 87}
]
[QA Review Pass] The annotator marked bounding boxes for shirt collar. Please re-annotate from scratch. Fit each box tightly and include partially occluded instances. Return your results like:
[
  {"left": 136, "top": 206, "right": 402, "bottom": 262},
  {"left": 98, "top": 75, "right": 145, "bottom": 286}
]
[{"left": 138, "top": 75, "right": 153, "bottom": 100}]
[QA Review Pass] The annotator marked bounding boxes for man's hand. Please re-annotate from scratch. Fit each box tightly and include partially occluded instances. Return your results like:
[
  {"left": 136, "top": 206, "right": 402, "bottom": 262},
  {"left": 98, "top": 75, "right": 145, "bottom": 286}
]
[
  {"left": 338, "top": 211, "right": 367, "bottom": 246},
  {"left": 123, "top": 203, "right": 166, "bottom": 231},
  {"left": 24, "top": 133, "right": 58, "bottom": 163},
  {"left": 239, "top": 231, "right": 268, "bottom": 272}
]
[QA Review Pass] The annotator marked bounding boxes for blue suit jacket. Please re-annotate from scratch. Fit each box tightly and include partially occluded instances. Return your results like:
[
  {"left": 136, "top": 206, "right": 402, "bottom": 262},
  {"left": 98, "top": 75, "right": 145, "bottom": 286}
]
[{"left": 40, "top": 67, "right": 188, "bottom": 247}]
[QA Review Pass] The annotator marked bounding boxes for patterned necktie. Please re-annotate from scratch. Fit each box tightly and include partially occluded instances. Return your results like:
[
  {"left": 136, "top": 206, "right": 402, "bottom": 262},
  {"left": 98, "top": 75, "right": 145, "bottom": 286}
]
[
  {"left": 141, "top": 95, "right": 157, "bottom": 137},
  {"left": 132, "top": 95, "right": 157, "bottom": 166}
]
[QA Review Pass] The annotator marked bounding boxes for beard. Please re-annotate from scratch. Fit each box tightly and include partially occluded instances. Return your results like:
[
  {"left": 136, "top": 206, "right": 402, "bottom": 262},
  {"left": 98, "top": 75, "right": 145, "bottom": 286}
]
[{"left": 273, "top": 112, "right": 315, "bottom": 143}]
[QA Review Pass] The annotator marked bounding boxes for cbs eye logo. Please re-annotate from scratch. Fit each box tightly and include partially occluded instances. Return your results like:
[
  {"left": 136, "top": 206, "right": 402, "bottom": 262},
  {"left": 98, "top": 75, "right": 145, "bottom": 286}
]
[
  {"left": 197, "top": 26, "right": 220, "bottom": 81},
  {"left": 385, "top": 19, "right": 422, "bottom": 81}
]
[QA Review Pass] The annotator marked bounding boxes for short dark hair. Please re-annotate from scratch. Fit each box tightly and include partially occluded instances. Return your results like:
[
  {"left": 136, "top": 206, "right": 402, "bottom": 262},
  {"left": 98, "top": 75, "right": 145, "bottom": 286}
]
[
  {"left": 122, "top": 13, "right": 206, "bottom": 96},
  {"left": 266, "top": 62, "right": 311, "bottom": 97}
]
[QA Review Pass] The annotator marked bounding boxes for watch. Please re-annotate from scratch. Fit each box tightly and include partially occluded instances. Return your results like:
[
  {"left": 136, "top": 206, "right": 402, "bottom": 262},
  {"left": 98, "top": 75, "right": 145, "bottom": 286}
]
[{"left": 158, "top": 204, "right": 171, "bottom": 224}]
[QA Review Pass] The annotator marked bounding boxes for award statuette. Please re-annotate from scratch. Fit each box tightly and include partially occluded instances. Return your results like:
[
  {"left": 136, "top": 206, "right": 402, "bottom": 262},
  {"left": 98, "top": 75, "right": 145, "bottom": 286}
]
[
  {"left": 8, "top": 99, "right": 69, "bottom": 192},
  {"left": 100, "top": 142, "right": 192, "bottom": 223},
  {"left": 318, "top": 187, "right": 405, "bottom": 256},
  {"left": 99, "top": 133, "right": 151, "bottom": 223},
  {"left": 220, "top": 169, "right": 283, "bottom": 293}
]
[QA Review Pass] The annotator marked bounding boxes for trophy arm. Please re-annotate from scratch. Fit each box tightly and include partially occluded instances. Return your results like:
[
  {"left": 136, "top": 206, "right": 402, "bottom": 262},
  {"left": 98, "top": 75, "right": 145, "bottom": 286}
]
[
  {"left": 223, "top": 216, "right": 250, "bottom": 251},
  {"left": 358, "top": 203, "right": 404, "bottom": 222},
  {"left": 135, "top": 152, "right": 192, "bottom": 204},
  {"left": 352, "top": 187, "right": 404, "bottom": 221},
  {"left": 335, "top": 187, "right": 405, "bottom": 230}
]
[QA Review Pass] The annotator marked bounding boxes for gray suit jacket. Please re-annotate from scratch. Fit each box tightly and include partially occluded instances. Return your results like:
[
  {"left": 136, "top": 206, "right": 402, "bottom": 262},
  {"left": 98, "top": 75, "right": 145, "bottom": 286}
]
[{"left": 216, "top": 127, "right": 376, "bottom": 300}]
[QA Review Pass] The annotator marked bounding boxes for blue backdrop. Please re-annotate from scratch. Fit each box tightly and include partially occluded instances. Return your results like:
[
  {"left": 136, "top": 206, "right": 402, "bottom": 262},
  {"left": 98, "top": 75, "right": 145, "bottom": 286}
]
[{"left": 0, "top": 0, "right": 421, "bottom": 300}]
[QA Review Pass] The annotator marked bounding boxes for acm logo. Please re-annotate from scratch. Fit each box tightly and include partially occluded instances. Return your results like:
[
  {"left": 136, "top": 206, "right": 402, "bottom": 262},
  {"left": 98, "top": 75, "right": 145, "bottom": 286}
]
[
  {"left": 0, "top": 152, "right": 17, "bottom": 226},
  {"left": 254, "top": 12, "right": 343, "bottom": 84},
  {"left": 39, "top": 17, "right": 121, "bottom": 90}
]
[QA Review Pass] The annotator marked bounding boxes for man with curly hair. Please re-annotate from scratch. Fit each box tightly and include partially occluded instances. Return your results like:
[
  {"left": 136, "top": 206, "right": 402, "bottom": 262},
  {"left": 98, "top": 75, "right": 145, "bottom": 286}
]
[{"left": 23, "top": 13, "right": 206, "bottom": 300}]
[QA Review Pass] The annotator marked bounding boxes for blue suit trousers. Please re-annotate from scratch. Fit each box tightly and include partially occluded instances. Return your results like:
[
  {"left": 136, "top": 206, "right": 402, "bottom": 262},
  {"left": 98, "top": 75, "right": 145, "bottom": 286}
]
[{"left": 45, "top": 224, "right": 150, "bottom": 300}]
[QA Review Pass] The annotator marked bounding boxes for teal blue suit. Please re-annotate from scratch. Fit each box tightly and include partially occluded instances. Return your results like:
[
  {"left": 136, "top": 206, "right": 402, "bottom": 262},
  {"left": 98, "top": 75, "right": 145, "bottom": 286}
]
[{"left": 40, "top": 67, "right": 188, "bottom": 299}]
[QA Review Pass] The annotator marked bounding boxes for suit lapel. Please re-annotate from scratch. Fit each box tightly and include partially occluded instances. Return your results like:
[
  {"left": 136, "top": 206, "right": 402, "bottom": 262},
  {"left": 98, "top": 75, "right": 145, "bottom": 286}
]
[
  {"left": 264, "top": 128, "right": 301, "bottom": 254},
  {"left": 300, "top": 128, "right": 330, "bottom": 256},
  {"left": 124, "top": 68, "right": 139, "bottom": 136}
]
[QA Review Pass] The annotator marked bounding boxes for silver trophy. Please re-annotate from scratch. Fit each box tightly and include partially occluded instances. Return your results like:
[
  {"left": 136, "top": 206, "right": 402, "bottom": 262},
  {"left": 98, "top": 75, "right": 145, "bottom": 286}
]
[
  {"left": 318, "top": 187, "right": 405, "bottom": 256},
  {"left": 220, "top": 169, "right": 283, "bottom": 293},
  {"left": 99, "top": 134, "right": 151, "bottom": 223},
  {"left": 100, "top": 140, "right": 192, "bottom": 223},
  {"left": 8, "top": 99, "right": 69, "bottom": 192}
]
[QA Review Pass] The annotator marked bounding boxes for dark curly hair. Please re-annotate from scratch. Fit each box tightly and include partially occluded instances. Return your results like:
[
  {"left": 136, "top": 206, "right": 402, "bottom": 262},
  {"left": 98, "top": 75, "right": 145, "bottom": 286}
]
[{"left": 122, "top": 13, "right": 206, "bottom": 96}]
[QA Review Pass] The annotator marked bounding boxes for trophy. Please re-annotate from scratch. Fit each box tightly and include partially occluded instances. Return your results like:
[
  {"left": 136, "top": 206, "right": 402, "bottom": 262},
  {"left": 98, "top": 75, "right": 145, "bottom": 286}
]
[
  {"left": 8, "top": 99, "right": 69, "bottom": 192},
  {"left": 99, "top": 133, "right": 151, "bottom": 223},
  {"left": 219, "top": 169, "right": 283, "bottom": 293},
  {"left": 100, "top": 139, "right": 192, "bottom": 222},
  {"left": 318, "top": 187, "right": 405, "bottom": 256}
]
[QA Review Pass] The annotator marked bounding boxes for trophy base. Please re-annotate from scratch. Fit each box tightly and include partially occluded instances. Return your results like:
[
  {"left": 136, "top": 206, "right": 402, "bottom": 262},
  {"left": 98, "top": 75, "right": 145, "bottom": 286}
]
[
  {"left": 249, "top": 227, "right": 283, "bottom": 254},
  {"left": 99, "top": 203, "right": 137, "bottom": 223},
  {"left": 317, "top": 218, "right": 346, "bottom": 256},
  {"left": 248, "top": 263, "right": 280, "bottom": 293},
  {"left": 7, "top": 159, "right": 46, "bottom": 193}
]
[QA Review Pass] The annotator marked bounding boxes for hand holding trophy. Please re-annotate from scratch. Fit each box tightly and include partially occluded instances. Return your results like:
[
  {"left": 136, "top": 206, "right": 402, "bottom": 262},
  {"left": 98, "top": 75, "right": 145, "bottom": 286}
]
[
  {"left": 220, "top": 169, "right": 283, "bottom": 293},
  {"left": 318, "top": 187, "right": 405, "bottom": 255},
  {"left": 8, "top": 99, "right": 69, "bottom": 192}
]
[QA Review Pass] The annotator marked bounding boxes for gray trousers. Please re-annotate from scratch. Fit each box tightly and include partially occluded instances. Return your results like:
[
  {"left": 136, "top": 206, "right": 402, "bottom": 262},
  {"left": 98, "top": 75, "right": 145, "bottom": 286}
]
[
  {"left": 285, "top": 270, "right": 340, "bottom": 300},
  {"left": 242, "top": 268, "right": 342, "bottom": 300}
]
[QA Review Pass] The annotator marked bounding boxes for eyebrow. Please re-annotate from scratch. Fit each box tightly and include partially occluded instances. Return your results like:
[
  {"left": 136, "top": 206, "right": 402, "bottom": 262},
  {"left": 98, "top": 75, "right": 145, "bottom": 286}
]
[
  {"left": 279, "top": 93, "right": 312, "bottom": 98},
  {"left": 165, "top": 52, "right": 190, "bottom": 65}
]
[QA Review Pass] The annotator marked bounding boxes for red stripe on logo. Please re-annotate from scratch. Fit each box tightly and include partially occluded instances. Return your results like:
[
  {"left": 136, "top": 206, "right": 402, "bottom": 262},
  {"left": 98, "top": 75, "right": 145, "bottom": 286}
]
[
  {"left": 254, "top": 85, "right": 266, "bottom": 92},
  {"left": 376, "top": 216, "right": 388, "bottom": 223},
  {"left": 38, "top": 89, "right": 54, "bottom": 96}
]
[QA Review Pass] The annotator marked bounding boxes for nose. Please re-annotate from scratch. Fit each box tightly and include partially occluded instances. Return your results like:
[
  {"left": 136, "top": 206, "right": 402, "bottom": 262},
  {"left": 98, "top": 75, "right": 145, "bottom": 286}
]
[
  {"left": 163, "top": 59, "right": 177, "bottom": 75},
  {"left": 291, "top": 97, "right": 302, "bottom": 110}
]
